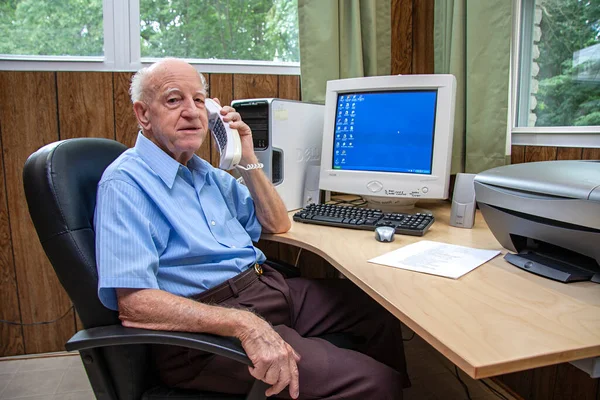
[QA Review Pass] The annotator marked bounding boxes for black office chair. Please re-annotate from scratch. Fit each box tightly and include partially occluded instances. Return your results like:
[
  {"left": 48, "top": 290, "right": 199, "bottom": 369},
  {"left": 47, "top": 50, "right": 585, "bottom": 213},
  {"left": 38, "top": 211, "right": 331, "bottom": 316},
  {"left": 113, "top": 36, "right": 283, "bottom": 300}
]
[{"left": 23, "top": 138, "right": 274, "bottom": 400}]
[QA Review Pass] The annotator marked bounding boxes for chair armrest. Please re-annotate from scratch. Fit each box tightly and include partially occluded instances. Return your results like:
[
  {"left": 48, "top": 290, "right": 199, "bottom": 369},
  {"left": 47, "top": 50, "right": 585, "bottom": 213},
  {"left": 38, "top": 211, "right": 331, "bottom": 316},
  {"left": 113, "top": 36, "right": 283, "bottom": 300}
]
[{"left": 66, "top": 325, "right": 250, "bottom": 365}]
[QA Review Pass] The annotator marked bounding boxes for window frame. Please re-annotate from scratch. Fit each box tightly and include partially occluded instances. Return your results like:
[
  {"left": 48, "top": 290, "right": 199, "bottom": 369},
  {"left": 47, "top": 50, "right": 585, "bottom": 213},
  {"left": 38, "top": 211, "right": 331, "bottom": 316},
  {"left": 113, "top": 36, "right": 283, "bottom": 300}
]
[
  {"left": 510, "top": 0, "right": 600, "bottom": 147},
  {"left": 0, "top": 0, "right": 301, "bottom": 75}
]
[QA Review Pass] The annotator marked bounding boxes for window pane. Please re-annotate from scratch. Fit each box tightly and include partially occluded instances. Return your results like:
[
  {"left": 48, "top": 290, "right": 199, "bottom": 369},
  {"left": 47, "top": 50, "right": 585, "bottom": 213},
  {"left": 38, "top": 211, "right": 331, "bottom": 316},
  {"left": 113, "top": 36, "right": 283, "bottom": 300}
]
[
  {"left": 139, "top": 0, "right": 299, "bottom": 63},
  {"left": 0, "top": 0, "right": 103, "bottom": 57},
  {"left": 519, "top": 0, "right": 600, "bottom": 127}
]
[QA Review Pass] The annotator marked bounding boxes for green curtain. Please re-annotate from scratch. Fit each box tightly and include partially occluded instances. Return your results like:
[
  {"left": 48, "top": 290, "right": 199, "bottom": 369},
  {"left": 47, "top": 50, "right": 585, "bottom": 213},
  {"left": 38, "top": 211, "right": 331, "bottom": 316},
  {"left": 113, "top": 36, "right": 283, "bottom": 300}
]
[
  {"left": 435, "top": 0, "right": 512, "bottom": 173},
  {"left": 298, "top": 0, "right": 391, "bottom": 103}
]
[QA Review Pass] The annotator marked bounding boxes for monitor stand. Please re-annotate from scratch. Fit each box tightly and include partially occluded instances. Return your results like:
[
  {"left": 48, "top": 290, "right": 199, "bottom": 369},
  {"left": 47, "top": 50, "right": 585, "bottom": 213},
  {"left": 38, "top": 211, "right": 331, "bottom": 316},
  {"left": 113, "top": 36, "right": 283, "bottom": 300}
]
[{"left": 362, "top": 196, "right": 432, "bottom": 215}]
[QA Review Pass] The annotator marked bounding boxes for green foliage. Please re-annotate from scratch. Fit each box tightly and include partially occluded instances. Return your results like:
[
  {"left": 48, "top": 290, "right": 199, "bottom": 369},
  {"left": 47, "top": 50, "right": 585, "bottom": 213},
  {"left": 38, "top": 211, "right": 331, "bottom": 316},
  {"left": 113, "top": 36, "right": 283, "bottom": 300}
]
[
  {"left": 534, "top": 0, "right": 600, "bottom": 126},
  {"left": 0, "top": 0, "right": 103, "bottom": 56},
  {"left": 0, "top": 0, "right": 299, "bottom": 62},
  {"left": 139, "top": 0, "right": 299, "bottom": 62}
]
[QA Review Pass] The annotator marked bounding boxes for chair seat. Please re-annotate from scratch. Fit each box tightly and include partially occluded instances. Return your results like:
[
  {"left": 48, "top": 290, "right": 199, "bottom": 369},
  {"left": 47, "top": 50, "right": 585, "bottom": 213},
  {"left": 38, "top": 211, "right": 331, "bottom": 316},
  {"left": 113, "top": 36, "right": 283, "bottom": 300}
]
[{"left": 143, "top": 385, "right": 244, "bottom": 400}]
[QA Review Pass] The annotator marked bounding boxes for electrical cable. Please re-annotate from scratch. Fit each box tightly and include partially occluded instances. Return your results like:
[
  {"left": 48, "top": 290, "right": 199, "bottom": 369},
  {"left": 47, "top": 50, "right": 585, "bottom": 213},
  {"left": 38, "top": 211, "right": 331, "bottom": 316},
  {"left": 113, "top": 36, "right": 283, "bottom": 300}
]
[
  {"left": 330, "top": 195, "right": 365, "bottom": 206},
  {"left": 442, "top": 361, "right": 510, "bottom": 400},
  {"left": 294, "top": 248, "right": 303, "bottom": 267},
  {"left": 0, "top": 306, "right": 74, "bottom": 326},
  {"left": 348, "top": 198, "right": 367, "bottom": 207},
  {"left": 329, "top": 199, "right": 346, "bottom": 205},
  {"left": 480, "top": 379, "right": 510, "bottom": 400},
  {"left": 402, "top": 330, "right": 415, "bottom": 342},
  {"left": 454, "top": 365, "right": 472, "bottom": 400}
]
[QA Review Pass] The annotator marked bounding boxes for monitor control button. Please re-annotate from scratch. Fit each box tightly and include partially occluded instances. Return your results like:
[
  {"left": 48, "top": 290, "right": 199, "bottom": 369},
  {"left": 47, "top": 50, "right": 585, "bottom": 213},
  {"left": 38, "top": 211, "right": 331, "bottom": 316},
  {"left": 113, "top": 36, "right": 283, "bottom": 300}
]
[
  {"left": 367, "top": 181, "right": 383, "bottom": 193},
  {"left": 422, "top": 187, "right": 429, "bottom": 193}
]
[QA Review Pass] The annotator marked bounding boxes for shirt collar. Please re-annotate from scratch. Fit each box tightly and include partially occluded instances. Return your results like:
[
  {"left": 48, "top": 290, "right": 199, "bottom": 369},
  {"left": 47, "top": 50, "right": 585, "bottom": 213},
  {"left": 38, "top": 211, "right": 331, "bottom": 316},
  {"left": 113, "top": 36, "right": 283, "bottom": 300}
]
[
  {"left": 134, "top": 132, "right": 211, "bottom": 188},
  {"left": 186, "top": 154, "right": 206, "bottom": 173},
  {"left": 187, "top": 155, "right": 211, "bottom": 186},
  {"left": 134, "top": 132, "right": 183, "bottom": 189}
]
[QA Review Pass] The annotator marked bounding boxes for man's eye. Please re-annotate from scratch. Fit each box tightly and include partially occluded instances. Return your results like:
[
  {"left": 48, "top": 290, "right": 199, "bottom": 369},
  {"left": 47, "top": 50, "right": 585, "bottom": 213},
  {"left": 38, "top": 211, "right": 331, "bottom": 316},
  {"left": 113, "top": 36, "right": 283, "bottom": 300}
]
[
  {"left": 167, "top": 98, "right": 179, "bottom": 104},
  {"left": 195, "top": 98, "right": 205, "bottom": 104}
]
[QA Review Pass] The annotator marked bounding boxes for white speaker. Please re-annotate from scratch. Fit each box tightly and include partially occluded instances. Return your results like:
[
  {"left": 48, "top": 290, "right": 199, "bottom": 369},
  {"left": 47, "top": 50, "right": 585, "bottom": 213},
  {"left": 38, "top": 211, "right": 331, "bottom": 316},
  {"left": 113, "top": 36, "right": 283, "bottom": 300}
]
[
  {"left": 303, "top": 164, "right": 321, "bottom": 207},
  {"left": 450, "top": 173, "right": 477, "bottom": 228}
]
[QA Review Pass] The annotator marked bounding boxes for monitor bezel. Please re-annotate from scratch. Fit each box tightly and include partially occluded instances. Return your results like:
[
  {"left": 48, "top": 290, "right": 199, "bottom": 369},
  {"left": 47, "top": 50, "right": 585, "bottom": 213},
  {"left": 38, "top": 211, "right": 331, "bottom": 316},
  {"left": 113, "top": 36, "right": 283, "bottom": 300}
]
[{"left": 319, "top": 74, "right": 456, "bottom": 201}]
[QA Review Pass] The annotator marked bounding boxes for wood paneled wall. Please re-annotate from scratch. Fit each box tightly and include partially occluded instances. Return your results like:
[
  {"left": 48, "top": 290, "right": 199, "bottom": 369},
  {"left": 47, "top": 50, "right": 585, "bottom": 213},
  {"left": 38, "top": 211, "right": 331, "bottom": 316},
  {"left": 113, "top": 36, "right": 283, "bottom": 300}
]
[{"left": 511, "top": 145, "right": 600, "bottom": 163}]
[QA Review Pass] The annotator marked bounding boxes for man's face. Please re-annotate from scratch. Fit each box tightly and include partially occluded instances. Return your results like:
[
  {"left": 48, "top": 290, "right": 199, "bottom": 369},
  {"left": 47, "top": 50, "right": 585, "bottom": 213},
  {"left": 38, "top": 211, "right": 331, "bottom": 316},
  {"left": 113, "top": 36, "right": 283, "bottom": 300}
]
[{"left": 138, "top": 62, "right": 209, "bottom": 164}]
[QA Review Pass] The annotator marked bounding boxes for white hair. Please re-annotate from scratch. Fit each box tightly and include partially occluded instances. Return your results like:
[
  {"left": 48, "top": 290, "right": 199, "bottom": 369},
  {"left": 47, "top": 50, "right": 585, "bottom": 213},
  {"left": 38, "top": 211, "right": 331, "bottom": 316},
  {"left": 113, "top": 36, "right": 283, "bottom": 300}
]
[{"left": 129, "top": 58, "right": 209, "bottom": 104}]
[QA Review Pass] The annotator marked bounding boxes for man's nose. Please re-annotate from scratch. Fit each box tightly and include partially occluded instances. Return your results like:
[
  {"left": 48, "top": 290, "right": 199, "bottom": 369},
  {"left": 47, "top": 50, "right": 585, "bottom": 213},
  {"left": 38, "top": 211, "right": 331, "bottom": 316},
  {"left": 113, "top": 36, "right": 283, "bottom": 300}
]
[{"left": 182, "top": 98, "right": 200, "bottom": 118}]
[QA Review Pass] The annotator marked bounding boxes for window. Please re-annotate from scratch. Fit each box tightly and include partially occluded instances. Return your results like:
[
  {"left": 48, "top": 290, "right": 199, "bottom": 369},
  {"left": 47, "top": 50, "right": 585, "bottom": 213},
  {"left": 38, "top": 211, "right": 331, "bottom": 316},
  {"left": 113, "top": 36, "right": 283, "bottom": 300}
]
[
  {"left": 512, "top": 0, "right": 600, "bottom": 144},
  {"left": 0, "top": 0, "right": 300, "bottom": 74}
]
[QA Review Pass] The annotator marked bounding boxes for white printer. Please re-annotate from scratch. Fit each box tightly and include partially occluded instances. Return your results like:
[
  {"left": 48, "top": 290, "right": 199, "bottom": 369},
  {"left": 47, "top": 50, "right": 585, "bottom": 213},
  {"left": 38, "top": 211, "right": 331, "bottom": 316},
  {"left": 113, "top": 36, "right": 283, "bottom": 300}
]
[
  {"left": 232, "top": 98, "right": 324, "bottom": 211},
  {"left": 474, "top": 160, "right": 600, "bottom": 283}
]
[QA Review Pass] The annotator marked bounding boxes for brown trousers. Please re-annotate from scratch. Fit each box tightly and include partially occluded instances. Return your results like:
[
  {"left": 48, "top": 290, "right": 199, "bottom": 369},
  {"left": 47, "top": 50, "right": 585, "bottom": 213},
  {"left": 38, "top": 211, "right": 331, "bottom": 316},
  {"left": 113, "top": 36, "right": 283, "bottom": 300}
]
[{"left": 153, "top": 264, "right": 409, "bottom": 399}]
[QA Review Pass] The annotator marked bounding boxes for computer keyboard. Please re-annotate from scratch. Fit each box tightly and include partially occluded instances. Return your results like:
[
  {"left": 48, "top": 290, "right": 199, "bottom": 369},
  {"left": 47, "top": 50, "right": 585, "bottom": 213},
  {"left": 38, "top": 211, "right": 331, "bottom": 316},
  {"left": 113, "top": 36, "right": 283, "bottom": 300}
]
[{"left": 293, "top": 203, "right": 435, "bottom": 236}]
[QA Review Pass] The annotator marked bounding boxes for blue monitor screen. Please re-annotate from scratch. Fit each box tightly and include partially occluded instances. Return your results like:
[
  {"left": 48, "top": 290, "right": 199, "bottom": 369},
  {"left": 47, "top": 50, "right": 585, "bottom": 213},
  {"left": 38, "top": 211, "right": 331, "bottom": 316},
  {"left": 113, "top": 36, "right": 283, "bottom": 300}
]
[{"left": 332, "top": 90, "right": 437, "bottom": 174}]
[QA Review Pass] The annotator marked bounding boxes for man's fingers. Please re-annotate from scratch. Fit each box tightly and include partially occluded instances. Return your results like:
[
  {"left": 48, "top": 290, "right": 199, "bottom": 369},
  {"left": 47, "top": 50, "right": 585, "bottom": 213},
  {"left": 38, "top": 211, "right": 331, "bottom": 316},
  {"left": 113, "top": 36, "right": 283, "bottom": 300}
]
[
  {"left": 228, "top": 121, "right": 248, "bottom": 130},
  {"left": 266, "top": 346, "right": 300, "bottom": 399},
  {"left": 247, "top": 362, "right": 268, "bottom": 382},
  {"left": 291, "top": 347, "right": 301, "bottom": 362},
  {"left": 263, "top": 363, "right": 281, "bottom": 385},
  {"left": 220, "top": 105, "right": 237, "bottom": 116},
  {"left": 265, "top": 365, "right": 288, "bottom": 397},
  {"left": 288, "top": 356, "right": 300, "bottom": 399},
  {"left": 228, "top": 121, "right": 252, "bottom": 137},
  {"left": 238, "top": 319, "right": 299, "bottom": 398},
  {"left": 222, "top": 111, "right": 241, "bottom": 122}
]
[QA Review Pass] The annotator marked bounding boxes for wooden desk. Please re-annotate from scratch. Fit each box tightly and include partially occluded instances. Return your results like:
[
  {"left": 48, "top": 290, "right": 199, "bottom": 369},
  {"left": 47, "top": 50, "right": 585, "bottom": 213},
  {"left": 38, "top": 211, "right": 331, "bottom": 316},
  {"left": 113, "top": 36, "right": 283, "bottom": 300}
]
[{"left": 262, "top": 202, "right": 600, "bottom": 379}]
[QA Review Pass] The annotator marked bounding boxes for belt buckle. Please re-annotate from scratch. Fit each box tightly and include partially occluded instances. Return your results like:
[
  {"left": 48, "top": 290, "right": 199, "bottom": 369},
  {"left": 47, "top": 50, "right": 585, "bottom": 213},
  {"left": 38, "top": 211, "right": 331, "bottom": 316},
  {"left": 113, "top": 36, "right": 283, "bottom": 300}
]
[{"left": 254, "top": 263, "right": 263, "bottom": 276}]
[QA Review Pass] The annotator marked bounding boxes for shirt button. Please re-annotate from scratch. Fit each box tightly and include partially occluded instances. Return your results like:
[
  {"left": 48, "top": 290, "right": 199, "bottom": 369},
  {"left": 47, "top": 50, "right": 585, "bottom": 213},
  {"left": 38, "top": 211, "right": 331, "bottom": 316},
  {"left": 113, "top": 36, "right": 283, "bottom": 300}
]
[{"left": 211, "top": 220, "right": 216, "bottom": 226}]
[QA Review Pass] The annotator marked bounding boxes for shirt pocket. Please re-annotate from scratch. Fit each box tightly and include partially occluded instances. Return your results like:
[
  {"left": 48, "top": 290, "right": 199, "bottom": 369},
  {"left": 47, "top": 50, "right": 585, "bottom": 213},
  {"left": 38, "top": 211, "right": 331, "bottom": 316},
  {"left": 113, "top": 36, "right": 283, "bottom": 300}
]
[{"left": 220, "top": 217, "right": 253, "bottom": 248}]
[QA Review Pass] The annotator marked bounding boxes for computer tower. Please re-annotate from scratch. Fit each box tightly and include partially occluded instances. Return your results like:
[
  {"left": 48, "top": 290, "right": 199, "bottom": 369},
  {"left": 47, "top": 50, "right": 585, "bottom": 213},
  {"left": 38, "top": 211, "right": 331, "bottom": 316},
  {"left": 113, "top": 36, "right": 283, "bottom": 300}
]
[{"left": 232, "top": 98, "right": 324, "bottom": 211}]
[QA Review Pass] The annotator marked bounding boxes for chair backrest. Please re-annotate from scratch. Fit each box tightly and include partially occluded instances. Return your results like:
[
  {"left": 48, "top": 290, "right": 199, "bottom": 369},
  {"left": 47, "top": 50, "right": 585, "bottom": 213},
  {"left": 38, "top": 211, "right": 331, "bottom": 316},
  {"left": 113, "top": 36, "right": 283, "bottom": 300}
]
[
  {"left": 23, "top": 138, "right": 127, "bottom": 329},
  {"left": 24, "top": 138, "right": 154, "bottom": 399}
]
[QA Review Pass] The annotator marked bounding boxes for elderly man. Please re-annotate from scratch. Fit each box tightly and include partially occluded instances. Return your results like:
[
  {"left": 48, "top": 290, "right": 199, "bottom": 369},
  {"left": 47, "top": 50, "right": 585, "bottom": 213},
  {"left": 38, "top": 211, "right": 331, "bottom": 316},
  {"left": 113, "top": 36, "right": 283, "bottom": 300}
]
[{"left": 94, "top": 58, "right": 408, "bottom": 399}]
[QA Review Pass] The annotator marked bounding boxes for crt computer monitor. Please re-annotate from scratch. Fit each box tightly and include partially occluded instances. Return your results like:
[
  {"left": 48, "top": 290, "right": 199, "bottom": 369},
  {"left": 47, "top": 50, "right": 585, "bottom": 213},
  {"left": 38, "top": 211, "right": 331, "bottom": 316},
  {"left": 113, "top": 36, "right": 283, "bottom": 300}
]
[{"left": 318, "top": 74, "right": 457, "bottom": 211}]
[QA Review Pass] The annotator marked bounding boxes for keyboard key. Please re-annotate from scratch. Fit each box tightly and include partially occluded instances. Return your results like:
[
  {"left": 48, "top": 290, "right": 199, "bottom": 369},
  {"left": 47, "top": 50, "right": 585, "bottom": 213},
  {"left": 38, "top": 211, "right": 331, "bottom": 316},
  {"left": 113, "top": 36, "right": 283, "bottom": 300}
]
[{"left": 312, "top": 215, "right": 345, "bottom": 223}]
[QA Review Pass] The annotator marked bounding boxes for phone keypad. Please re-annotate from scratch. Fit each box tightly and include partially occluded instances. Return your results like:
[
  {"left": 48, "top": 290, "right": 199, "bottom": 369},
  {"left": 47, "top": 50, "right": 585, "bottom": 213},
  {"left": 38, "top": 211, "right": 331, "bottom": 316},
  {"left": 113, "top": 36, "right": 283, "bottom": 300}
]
[{"left": 211, "top": 119, "right": 227, "bottom": 153}]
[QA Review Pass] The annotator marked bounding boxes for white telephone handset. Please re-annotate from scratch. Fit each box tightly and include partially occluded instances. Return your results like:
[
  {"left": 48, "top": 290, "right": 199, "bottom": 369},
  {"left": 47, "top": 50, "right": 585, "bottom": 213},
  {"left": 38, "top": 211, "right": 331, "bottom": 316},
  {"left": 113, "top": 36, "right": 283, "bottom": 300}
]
[{"left": 205, "top": 98, "right": 242, "bottom": 170}]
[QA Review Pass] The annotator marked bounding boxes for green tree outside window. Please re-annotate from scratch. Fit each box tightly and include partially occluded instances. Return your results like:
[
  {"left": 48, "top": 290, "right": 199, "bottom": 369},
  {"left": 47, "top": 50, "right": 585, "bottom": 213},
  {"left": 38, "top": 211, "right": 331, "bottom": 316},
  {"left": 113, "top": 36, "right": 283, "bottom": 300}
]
[
  {"left": 139, "top": 0, "right": 298, "bottom": 62},
  {"left": 0, "top": 0, "right": 103, "bottom": 56},
  {"left": 534, "top": 0, "right": 600, "bottom": 127}
]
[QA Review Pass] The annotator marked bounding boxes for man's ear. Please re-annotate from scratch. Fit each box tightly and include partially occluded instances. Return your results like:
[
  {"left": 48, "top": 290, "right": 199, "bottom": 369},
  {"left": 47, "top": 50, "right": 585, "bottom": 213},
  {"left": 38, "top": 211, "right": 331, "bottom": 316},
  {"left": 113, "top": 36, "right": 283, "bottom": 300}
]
[{"left": 133, "top": 101, "right": 151, "bottom": 130}]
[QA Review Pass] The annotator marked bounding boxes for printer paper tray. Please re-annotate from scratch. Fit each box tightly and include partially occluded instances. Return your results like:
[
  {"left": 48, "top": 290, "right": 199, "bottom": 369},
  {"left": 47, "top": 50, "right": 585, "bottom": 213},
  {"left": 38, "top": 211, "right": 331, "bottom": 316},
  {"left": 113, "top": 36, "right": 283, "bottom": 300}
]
[{"left": 504, "top": 251, "right": 594, "bottom": 283}]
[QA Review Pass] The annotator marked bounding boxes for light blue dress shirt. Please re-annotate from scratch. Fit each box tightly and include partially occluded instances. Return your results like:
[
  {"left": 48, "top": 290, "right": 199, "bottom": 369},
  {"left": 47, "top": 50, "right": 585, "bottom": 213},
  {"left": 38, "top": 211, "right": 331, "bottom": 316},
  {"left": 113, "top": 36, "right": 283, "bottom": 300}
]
[{"left": 95, "top": 133, "right": 266, "bottom": 311}]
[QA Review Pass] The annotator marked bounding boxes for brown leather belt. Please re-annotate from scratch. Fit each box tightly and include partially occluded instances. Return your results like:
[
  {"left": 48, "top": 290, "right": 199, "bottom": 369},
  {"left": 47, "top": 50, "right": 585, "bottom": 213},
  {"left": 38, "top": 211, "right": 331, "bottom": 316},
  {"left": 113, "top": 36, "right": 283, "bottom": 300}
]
[{"left": 193, "top": 263, "right": 263, "bottom": 304}]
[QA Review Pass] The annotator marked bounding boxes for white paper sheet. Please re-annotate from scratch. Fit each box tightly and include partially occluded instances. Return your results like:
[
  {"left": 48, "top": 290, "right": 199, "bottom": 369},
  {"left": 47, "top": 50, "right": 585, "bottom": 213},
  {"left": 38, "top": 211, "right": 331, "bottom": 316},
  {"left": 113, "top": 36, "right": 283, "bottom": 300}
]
[{"left": 368, "top": 240, "right": 500, "bottom": 279}]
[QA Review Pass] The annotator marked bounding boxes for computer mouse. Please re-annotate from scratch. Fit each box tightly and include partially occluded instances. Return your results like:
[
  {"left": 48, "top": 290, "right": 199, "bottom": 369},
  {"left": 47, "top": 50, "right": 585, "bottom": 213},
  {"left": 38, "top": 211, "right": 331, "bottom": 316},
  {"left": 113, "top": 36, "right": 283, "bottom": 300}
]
[{"left": 374, "top": 226, "right": 395, "bottom": 242}]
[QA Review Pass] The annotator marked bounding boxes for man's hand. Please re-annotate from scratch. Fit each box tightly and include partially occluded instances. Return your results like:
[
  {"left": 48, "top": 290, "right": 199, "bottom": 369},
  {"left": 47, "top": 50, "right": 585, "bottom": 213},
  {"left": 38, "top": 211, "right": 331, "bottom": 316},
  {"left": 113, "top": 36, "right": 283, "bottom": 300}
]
[
  {"left": 212, "top": 98, "right": 258, "bottom": 167},
  {"left": 237, "top": 312, "right": 301, "bottom": 399}
]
